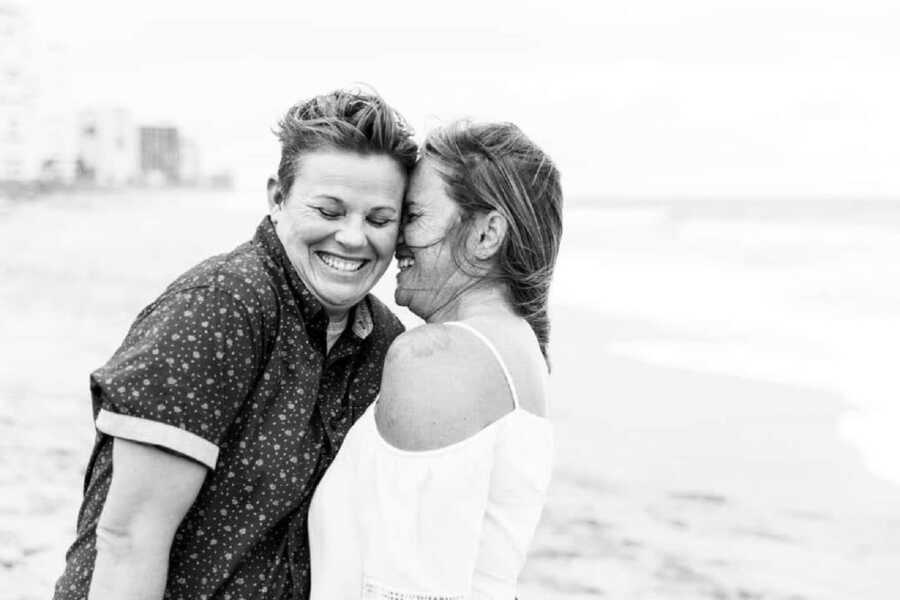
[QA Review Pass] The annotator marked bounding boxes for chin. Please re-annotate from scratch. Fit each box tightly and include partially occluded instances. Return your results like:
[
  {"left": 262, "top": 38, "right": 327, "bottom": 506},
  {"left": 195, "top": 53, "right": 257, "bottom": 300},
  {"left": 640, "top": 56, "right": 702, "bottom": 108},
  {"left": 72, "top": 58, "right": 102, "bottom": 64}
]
[
  {"left": 407, "top": 305, "right": 430, "bottom": 320},
  {"left": 316, "top": 287, "right": 365, "bottom": 313}
]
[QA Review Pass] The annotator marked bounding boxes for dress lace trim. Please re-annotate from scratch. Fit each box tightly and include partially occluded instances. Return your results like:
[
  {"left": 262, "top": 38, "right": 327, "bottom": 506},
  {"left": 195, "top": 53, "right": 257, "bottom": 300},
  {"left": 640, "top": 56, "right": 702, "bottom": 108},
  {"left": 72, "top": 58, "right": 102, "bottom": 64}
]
[{"left": 362, "top": 577, "right": 464, "bottom": 600}]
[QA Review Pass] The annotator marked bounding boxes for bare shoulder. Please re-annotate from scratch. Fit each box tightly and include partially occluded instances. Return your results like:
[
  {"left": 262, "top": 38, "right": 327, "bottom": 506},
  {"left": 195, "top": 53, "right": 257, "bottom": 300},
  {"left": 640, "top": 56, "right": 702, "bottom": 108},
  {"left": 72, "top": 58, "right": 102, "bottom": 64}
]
[
  {"left": 383, "top": 322, "right": 457, "bottom": 363},
  {"left": 376, "top": 324, "right": 511, "bottom": 451}
]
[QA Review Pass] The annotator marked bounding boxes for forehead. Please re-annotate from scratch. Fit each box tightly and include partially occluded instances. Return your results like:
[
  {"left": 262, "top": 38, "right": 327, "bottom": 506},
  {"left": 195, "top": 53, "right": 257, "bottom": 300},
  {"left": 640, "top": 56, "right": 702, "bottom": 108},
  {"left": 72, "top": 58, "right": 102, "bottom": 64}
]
[
  {"left": 292, "top": 149, "right": 406, "bottom": 207},
  {"left": 407, "top": 160, "right": 452, "bottom": 204}
]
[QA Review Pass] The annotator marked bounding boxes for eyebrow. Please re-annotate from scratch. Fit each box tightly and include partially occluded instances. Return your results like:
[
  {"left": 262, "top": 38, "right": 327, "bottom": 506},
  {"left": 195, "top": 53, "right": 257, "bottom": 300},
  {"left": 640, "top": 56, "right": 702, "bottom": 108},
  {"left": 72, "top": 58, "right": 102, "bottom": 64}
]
[
  {"left": 312, "top": 195, "right": 343, "bottom": 204},
  {"left": 312, "top": 195, "right": 398, "bottom": 215},
  {"left": 369, "top": 206, "right": 398, "bottom": 215}
]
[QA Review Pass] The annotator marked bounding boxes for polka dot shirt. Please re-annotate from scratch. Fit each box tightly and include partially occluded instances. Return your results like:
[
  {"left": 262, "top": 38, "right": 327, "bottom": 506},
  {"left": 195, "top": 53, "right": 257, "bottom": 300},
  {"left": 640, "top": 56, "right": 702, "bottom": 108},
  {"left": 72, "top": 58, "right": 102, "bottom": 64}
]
[{"left": 54, "top": 217, "right": 404, "bottom": 600}]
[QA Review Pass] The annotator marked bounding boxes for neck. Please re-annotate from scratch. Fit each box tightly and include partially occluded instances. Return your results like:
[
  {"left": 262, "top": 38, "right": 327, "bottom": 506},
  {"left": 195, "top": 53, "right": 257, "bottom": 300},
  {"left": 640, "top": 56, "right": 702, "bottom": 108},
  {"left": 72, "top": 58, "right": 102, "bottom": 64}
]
[
  {"left": 325, "top": 310, "right": 349, "bottom": 326},
  {"left": 425, "top": 284, "right": 516, "bottom": 324}
]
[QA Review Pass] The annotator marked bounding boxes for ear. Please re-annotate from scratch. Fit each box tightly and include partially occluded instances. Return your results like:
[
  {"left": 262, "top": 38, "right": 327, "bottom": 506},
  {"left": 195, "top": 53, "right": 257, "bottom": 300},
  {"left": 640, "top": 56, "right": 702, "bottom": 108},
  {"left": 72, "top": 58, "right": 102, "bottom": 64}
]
[
  {"left": 469, "top": 210, "right": 508, "bottom": 260},
  {"left": 266, "top": 177, "right": 283, "bottom": 214}
]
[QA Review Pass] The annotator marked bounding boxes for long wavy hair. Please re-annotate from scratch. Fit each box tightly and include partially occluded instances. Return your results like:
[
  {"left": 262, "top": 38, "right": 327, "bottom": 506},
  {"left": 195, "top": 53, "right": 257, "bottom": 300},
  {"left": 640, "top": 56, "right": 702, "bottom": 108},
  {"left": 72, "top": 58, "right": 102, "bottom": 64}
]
[{"left": 422, "top": 121, "right": 563, "bottom": 364}]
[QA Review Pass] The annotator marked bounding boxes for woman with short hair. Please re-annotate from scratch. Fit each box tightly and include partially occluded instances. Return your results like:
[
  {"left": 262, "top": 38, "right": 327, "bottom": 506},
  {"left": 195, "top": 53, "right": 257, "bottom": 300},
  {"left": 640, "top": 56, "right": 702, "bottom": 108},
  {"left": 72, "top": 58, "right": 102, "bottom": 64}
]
[
  {"left": 309, "top": 120, "right": 563, "bottom": 599},
  {"left": 54, "top": 89, "right": 417, "bottom": 600}
]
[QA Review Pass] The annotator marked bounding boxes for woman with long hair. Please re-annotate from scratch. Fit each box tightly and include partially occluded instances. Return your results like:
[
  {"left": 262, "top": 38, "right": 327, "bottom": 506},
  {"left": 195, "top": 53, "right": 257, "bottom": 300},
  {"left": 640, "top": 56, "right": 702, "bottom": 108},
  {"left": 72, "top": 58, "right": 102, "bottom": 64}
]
[{"left": 309, "top": 120, "right": 563, "bottom": 599}]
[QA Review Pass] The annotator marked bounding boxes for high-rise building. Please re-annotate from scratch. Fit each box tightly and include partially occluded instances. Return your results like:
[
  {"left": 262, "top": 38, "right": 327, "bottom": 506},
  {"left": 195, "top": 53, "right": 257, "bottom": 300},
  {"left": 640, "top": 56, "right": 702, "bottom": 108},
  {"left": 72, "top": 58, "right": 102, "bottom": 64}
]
[
  {"left": 180, "top": 137, "right": 201, "bottom": 185},
  {"left": 1, "top": 2, "right": 78, "bottom": 187},
  {"left": 77, "top": 108, "right": 138, "bottom": 186},
  {"left": 0, "top": 3, "right": 38, "bottom": 183},
  {"left": 34, "top": 41, "right": 77, "bottom": 185},
  {"left": 139, "top": 126, "right": 181, "bottom": 184}
]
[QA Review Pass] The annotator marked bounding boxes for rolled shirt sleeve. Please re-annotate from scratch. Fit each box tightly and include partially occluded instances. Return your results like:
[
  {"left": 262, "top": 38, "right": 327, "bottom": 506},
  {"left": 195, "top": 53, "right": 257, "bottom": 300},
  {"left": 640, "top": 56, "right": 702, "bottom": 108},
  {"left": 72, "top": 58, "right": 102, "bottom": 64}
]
[{"left": 90, "top": 286, "right": 262, "bottom": 469}]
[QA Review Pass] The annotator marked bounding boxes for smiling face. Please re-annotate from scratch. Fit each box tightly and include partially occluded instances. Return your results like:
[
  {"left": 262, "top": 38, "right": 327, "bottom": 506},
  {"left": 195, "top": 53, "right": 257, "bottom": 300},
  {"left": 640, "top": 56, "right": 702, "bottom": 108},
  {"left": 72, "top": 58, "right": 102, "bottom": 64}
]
[
  {"left": 269, "top": 149, "right": 407, "bottom": 319},
  {"left": 395, "top": 160, "right": 472, "bottom": 320}
]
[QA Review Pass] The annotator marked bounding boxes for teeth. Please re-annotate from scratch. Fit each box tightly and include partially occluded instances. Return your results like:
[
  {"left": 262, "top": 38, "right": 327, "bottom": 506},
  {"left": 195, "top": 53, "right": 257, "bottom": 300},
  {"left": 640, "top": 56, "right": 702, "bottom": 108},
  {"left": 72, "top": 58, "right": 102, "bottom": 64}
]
[
  {"left": 318, "top": 253, "right": 366, "bottom": 271},
  {"left": 397, "top": 257, "right": 415, "bottom": 270}
]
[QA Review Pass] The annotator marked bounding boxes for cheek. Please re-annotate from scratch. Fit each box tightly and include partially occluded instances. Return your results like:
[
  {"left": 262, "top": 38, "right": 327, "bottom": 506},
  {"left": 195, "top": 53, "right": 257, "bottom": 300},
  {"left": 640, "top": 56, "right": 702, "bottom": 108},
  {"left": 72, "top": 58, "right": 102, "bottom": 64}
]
[
  {"left": 287, "top": 219, "right": 331, "bottom": 245},
  {"left": 369, "top": 226, "right": 399, "bottom": 258},
  {"left": 403, "top": 222, "right": 433, "bottom": 247}
]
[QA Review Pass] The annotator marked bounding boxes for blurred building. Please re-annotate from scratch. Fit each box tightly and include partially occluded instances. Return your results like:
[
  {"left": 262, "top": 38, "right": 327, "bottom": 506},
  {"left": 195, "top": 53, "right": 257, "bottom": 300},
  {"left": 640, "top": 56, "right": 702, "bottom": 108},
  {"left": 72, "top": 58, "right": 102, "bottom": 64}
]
[
  {"left": 35, "top": 110, "right": 77, "bottom": 185},
  {"left": 139, "top": 126, "right": 181, "bottom": 184},
  {"left": 179, "top": 137, "right": 201, "bottom": 185},
  {"left": 1, "top": 2, "right": 208, "bottom": 191},
  {"left": 0, "top": 2, "right": 38, "bottom": 183},
  {"left": 34, "top": 42, "right": 77, "bottom": 185},
  {"left": 76, "top": 108, "right": 138, "bottom": 185}
]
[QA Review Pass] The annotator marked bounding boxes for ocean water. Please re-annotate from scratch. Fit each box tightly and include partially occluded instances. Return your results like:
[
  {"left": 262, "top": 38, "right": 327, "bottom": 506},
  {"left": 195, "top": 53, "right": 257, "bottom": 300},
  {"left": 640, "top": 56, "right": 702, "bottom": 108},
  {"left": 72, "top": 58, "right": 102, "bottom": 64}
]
[{"left": 553, "top": 198, "right": 900, "bottom": 489}]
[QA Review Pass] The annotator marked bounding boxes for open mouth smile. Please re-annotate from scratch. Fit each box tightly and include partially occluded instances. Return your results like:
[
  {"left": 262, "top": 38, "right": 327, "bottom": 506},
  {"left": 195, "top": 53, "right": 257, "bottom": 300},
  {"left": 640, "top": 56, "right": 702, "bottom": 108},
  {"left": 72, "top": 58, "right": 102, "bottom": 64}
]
[
  {"left": 316, "top": 251, "right": 369, "bottom": 272},
  {"left": 396, "top": 256, "right": 415, "bottom": 271}
]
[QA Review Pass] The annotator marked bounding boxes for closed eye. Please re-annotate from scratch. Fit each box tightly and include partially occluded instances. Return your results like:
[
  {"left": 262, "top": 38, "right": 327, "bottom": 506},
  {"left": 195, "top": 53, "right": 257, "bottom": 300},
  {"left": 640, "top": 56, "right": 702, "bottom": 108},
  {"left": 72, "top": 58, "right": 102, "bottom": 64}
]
[
  {"left": 315, "top": 207, "right": 342, "bottom": 219},
  {"left": 368, "top": 216, "right": 397, "bottom": 227}
]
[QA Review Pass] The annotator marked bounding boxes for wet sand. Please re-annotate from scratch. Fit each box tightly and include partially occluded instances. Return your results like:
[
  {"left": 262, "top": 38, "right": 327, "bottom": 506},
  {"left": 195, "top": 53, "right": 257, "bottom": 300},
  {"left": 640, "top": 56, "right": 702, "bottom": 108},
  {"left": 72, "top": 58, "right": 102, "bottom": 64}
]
[{"left": 517, "top": 306, "right": 900, "bottom": 599}]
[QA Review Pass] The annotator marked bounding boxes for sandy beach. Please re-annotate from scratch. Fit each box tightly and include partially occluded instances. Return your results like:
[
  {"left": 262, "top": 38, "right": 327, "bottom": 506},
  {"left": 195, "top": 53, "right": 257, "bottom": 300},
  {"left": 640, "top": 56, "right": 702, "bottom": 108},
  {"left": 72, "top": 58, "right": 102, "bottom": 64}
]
[{"left": 2, "top": 189, "right": 899, "bottom": 599}]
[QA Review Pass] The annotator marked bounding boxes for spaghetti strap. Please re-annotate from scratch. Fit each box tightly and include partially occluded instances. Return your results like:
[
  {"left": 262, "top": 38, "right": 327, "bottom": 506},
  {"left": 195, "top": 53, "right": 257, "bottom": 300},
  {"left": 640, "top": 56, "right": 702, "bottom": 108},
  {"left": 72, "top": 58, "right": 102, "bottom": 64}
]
[{"left": 444, "top": 321, "right": 520, "bottom": 409}]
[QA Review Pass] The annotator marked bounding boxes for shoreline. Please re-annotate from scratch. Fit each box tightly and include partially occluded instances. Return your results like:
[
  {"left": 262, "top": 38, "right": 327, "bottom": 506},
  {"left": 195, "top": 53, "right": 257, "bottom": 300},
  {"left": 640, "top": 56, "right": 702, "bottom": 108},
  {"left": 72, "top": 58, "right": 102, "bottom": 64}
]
[
  {"left": 516, "top": 304, "right": 900, "bottom": 598},
  {"left": 547, "top": 302, "right": 900, "bottom": 516}
]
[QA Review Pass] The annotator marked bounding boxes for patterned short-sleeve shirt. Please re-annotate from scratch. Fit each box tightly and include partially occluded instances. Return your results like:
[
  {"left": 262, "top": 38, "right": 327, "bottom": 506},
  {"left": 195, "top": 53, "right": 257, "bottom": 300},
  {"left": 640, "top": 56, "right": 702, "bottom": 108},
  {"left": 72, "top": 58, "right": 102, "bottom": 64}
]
[{"left": 54, "top": 216, "right": 404, "bottom": 600}]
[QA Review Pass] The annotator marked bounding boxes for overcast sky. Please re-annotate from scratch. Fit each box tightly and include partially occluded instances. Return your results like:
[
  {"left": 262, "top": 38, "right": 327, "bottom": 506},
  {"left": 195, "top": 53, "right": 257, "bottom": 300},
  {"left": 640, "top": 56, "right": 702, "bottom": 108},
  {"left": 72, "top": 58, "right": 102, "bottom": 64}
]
[{"left": 24, "top": 0, "right": 900, "bottom": 198}]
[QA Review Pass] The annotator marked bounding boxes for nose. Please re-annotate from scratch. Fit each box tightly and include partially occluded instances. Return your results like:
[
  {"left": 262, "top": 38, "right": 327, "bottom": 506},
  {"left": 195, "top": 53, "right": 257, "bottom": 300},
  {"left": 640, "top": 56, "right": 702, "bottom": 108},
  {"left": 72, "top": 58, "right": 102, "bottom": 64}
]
[{"left": 334, "top": 217, "right": 366, "bottom": 249}]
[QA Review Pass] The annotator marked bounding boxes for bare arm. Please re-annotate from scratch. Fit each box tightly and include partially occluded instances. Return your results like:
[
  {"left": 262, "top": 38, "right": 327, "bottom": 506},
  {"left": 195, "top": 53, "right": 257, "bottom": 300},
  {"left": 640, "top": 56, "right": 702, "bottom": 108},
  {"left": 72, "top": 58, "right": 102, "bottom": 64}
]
[{"left": 88, "top": 438, "right": 207, "bottom": 600}]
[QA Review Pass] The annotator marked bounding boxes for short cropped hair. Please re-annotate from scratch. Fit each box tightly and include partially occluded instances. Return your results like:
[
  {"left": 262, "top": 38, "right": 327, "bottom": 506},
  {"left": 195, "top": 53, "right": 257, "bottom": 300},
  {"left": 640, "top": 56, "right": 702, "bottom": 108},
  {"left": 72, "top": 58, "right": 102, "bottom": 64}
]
[{"left": 273, "top": 89, "right": 418, "bottom": 197}]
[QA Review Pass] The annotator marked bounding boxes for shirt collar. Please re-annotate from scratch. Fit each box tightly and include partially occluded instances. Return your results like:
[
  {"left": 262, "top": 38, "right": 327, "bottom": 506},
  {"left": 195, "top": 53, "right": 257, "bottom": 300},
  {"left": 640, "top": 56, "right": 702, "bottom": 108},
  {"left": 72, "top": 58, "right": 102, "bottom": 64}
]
[
  {"left": 351, "top": 299, "right": 374, "bottom": 339},
  {"left": 253, "top": 216, "right": 374, "bottom": 341}
]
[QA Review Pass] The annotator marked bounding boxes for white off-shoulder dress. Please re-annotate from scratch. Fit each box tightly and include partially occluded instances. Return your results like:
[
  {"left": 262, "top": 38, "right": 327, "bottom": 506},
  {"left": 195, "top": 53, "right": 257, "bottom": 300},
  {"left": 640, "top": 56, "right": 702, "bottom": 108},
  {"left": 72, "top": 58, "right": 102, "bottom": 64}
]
[{"left": 308, "top": 321, "right": 553, "bottom": 599}]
